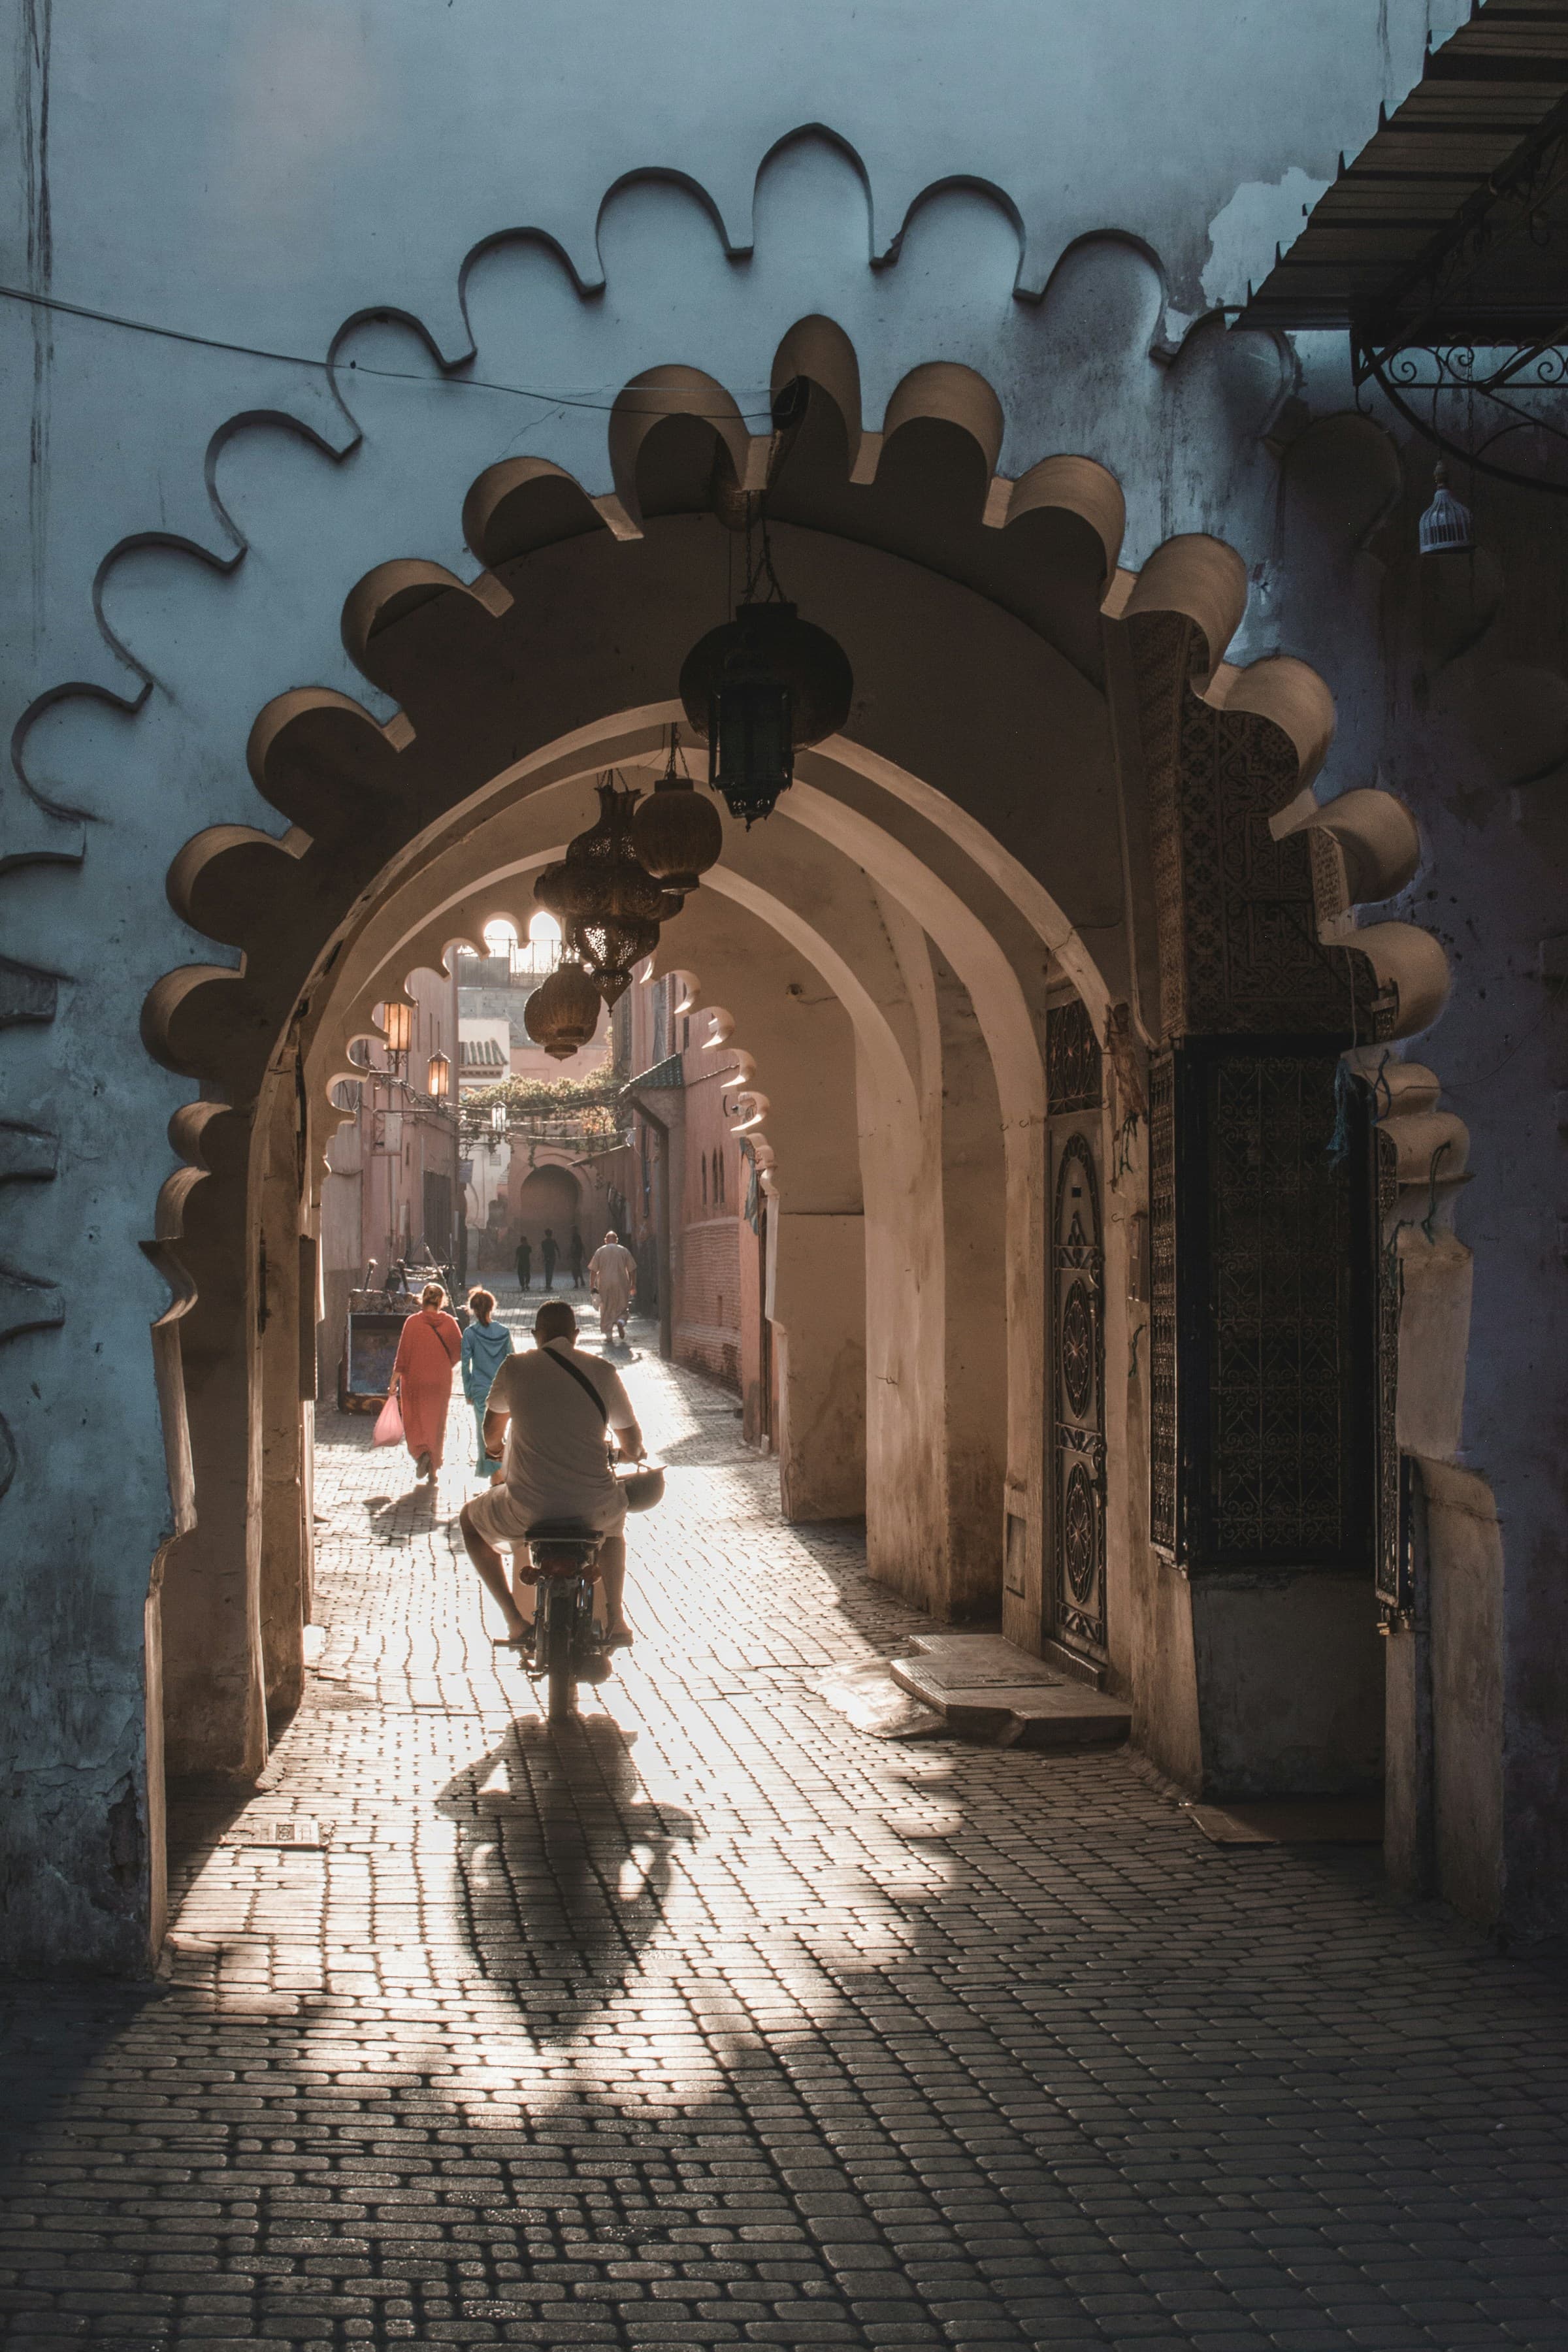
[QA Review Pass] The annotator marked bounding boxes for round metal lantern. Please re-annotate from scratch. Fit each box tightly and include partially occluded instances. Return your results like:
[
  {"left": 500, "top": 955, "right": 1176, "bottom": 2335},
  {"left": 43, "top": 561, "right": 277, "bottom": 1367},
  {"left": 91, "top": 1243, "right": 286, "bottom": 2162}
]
[
  {"left": 629, "top": 730, "right": 723, "bottom": 896},
  {"left": 534, "top": 776, "right": 668, "bottom": 1005},
  {"left": 534, "top": 777, "right": 667, "bottom": 928},
  {"left": 679, "top": 600, "right": 853, "bottom": 826},
  {"left": 523, "top": 957, "right": 602, "bottom": 1060},
  {"left": 565, "top": 907, "right": 661, "bottom": 1006}
]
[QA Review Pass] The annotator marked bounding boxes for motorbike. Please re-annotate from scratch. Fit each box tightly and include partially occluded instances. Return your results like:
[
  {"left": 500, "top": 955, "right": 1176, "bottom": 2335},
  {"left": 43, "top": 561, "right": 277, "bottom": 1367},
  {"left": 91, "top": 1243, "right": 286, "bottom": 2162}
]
[
  {"left": 520, "top": 1522, "right": 613, "bottom": 1723},
  {"left": 515, "top": 1458, "right": 664, "bottom": 1724}
]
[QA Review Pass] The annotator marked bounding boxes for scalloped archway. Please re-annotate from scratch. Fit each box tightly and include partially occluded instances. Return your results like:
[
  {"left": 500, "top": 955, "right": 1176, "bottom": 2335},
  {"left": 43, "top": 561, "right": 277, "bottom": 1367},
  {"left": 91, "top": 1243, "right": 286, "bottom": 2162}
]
[{"left": 135, "top": 341, "right": 1446, "bottom": 1952}]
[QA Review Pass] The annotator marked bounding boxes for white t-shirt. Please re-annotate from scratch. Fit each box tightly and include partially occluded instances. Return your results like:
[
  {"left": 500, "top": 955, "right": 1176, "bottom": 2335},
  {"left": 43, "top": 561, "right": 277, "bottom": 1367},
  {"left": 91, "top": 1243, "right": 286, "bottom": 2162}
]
[{"left": 485, "top": 1340, "right": 636, "bottom": 1513}]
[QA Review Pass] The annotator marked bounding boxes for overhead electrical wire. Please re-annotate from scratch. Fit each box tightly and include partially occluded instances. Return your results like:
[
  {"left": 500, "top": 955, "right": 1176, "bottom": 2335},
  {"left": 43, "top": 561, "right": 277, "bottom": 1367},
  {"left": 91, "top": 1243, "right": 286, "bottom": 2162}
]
[{"left": 0, "top": 279, "right": 776, "bottom": 420}]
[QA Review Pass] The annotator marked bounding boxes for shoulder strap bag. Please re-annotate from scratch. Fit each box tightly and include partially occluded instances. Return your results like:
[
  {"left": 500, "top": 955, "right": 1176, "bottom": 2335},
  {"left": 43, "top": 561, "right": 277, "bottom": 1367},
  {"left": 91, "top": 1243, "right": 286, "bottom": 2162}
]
[
  {"left": 544, "top": 1344, "right": 608, "bottom": 1423},
  {"left": 542, "top": 1347, "right": 664, "bottom": 1512}
]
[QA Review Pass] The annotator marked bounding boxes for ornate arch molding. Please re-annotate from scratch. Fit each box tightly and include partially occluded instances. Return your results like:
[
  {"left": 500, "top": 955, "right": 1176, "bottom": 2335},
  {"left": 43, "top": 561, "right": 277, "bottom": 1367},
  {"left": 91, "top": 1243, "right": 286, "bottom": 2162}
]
[
  {"left": 144, "top": 339, "right": 1435, "bottom": 1107},
  {"left": 131, "top": 339, "right": 1443, "bottom": 1627},
  {"left": 140, "top": 322, "right": 1139, "bottom": 1124}
]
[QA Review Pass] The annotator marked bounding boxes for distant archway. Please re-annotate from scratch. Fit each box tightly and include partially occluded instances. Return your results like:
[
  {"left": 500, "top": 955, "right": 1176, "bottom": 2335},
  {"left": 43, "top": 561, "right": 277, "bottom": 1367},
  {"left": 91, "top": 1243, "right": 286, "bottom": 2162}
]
[{"left": 512, "top": 1162, "right": 586, "bottom": 1261}]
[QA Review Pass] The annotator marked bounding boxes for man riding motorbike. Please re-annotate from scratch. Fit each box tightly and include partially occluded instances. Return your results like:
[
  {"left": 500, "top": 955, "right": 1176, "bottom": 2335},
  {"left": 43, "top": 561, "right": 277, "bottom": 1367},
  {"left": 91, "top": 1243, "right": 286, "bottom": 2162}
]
[{"left": 457, "top": 1298, "right": 644, "bottom": 1650}]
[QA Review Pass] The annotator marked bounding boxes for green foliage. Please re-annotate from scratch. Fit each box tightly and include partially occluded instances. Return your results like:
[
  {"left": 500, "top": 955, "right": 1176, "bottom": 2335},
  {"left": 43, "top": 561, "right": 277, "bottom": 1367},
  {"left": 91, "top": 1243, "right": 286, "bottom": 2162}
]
[{"left": 461, "top": 1065, "right": 622, "bottom": 1135}]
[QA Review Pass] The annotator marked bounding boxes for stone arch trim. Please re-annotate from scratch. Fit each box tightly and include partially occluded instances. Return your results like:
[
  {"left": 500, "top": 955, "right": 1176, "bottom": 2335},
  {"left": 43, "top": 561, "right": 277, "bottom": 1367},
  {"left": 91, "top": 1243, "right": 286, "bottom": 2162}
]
[
  {"left": 133, "top": 365, "right": 1443, "bottom": 1612},
  {"left": 126, "top": 349, "right": 1445, "bottom": 1661}
]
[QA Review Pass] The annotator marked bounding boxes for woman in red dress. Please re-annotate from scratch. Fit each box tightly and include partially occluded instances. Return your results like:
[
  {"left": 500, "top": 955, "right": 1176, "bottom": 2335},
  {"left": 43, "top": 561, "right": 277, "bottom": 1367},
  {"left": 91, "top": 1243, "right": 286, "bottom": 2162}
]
[{"left": 389, "top": 1282, "right": 463, "bottom": 1481}]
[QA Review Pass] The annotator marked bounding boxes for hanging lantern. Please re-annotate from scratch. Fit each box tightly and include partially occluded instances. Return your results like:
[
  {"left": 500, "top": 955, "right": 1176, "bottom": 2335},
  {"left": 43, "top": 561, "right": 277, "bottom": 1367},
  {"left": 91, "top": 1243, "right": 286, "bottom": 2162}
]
[
  {"left": 534, "top": 776, "right": 666, "bottom": 1005},
  {"left": 427, "top": 1051, "right": 451, "bottom": 1100},
  {"left": 1419, "top": 461, "right": 1474, "bottom": 556},
  {"left": 381, "top": 1000, "right": 413, "bottom": 1059},
  {"left": 680, "top": 600, "right": 853, "bottom": 826},
  {"left": 523, "top": 955, "right": 602, "bottom": 1061},
  {"left": 630, "top": 727, "right": 723, "bottom": 897},
  {"left": 566, "top": 905, "right": 662, "bottom": 1006}
]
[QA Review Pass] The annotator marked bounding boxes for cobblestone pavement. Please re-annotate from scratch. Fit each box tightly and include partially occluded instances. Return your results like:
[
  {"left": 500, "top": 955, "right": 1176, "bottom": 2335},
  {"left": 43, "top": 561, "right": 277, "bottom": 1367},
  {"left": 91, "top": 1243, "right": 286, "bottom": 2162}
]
[{"left": 5, "top": 1330, "right": 1568, "bottom": 2350}]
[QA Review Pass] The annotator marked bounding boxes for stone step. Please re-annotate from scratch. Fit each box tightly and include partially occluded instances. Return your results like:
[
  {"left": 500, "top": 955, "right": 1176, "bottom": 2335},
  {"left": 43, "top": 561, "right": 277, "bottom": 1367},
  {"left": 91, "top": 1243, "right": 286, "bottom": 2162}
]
[{"left": 890, "top": 1634, "right": 1131, "bottom": 1747}]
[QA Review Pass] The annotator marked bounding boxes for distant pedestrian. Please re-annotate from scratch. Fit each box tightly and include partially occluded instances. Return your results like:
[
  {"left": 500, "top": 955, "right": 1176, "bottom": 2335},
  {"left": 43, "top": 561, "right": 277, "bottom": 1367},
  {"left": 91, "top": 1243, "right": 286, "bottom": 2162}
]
[
  {"left": 568, "top": 1227, "right": 585, "bottom": 1288},
  {"left": 514, "top": 1235, "right": 531, "bottom": 1292},
  {"left": 461, "top": 1289, "right": 514, "bottom": 1477},
  {"left": 541, "top": 1228, "right": 559, "bottom": 1291},
  {"left": 589, "top": 1229, "right": 638, "bottom": 1345},
  {"left": 389, "top": 1282, "right": 461, "bottom": 1482}
]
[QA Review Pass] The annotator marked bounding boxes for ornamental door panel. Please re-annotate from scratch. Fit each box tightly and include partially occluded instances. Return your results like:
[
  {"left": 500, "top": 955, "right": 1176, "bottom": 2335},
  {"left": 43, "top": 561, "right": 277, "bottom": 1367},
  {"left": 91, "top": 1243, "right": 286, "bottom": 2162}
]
[
  {"left": 1051, "top": 1126, "right": 1107, "bottom": 1667},
  {"left": 1148, "top": 1039, "right": 1378, "bottom": 1573}
]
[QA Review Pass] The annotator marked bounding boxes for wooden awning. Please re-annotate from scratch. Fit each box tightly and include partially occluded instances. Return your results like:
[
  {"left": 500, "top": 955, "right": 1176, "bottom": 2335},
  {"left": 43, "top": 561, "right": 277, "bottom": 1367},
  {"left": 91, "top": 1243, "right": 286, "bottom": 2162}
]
[{"left": 1240, "top": 1, "right": 1568, "bottom": 350}]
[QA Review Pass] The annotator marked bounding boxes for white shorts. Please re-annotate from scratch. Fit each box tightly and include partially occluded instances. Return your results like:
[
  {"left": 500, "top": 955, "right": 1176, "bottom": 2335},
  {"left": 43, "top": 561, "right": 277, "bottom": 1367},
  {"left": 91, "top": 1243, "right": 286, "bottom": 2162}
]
[{"left": 465, "top": 1478, "right": 626, "bottom": 1550}]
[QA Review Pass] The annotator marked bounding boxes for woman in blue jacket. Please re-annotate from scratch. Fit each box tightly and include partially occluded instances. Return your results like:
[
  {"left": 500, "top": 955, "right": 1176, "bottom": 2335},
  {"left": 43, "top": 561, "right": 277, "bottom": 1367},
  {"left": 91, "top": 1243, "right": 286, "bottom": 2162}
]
[{"left": 460, "top": 1288, "right": 515, "bottom": 1478}]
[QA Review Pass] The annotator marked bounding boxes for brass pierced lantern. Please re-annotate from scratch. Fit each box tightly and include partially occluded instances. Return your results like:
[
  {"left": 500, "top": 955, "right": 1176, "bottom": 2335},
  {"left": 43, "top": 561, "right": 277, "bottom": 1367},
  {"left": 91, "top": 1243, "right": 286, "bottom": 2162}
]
[
  {"left": 523, "top": 956, "right": 601, "bottom": 1060},
  {"left": 679, "top": 600, "right": 853, "bottom": 826},
  {"left": 534, "top": 776, "right": 666, "bottom": 1005},
  {"left": 427, "top": 1051, "right": 451, "bottom": 1100},
  {"left": 630, "top": 729, "right": 723, "bottom": 897}
]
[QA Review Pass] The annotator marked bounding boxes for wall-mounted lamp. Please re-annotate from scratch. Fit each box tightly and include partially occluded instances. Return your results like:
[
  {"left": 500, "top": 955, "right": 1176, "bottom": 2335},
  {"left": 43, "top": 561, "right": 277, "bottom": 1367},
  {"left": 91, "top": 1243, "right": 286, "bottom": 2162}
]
[
  {"left": 427, "top": 1051, "right": 451, "bottom": 1101},
  {"left": 382, "top": 1000, "right": 414, "bottom": 1068}
]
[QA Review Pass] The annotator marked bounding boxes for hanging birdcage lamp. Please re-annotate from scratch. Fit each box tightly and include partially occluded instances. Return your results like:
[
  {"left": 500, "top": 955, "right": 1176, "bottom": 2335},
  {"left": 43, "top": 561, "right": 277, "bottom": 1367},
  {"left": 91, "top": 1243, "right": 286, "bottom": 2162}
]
[
  {"left": 1419, "top": 461, "right": 1474, "bottom": 556},
  {"left": 534, "top": 776, "right": 666, "bottom": 1007},
  {"left": 679, "top": 462, "right": 853, "bottom": 825},
  {"left": 630, "top": 726, "right": 723, "bottom": 897},
  {"left": 523, "top": 952, "right": 602, "bottom": 1060}
]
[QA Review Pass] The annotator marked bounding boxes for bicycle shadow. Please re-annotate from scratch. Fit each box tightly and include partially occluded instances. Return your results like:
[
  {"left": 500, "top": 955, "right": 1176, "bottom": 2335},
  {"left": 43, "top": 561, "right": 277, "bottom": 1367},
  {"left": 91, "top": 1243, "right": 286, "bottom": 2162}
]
[{"left": 434, "top": 1714, "right": 695, "bottom": 2024}]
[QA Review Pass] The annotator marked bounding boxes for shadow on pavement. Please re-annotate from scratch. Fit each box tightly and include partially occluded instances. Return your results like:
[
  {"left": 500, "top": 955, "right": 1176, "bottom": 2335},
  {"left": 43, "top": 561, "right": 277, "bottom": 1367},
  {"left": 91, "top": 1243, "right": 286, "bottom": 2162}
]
[
  {"left": 434, "top": 1713, "right": 695, "bottom": 2019},
  {"left": 0, "top": 1980, "right": 168, "bottom": 2179}
]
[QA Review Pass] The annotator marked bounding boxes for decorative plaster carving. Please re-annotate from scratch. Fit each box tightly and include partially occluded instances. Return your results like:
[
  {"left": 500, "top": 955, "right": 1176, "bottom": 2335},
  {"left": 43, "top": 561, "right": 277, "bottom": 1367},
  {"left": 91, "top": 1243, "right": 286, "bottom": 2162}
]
[
  {"left": 1148, "top": 1049, "right": 1177, "bottom": 1558},
  {"left": 1045, "top": 999, "right": 1102, "bottom": 1114},
  {"left": 1051, "top": 1129, "right": 1107, "bottom": 1663},
  {"left": 1128, "top": 604, "right": 1380, "bottom": 1043}
]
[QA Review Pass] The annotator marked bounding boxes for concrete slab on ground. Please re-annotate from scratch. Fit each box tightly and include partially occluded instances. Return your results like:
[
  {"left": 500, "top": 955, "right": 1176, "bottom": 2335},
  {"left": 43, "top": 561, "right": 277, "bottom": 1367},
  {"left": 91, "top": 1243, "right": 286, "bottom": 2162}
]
[
  {"left": 815, "top": 1658, "right": 946, "bottom": 1740},
  {"left": 891, "top": 1632, "right": 1132, "bottom": 1745},
  {"left": 1188, "top": 1797, "right": 1384, "bottom": 1844}
]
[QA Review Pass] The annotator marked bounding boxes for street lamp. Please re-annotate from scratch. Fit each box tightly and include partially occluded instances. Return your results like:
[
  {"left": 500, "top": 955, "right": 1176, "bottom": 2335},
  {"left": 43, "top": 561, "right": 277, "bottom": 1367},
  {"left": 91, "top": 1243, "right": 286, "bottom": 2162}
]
[{"left": 381, "top": 998, "right": 413, "bottom": 1073}]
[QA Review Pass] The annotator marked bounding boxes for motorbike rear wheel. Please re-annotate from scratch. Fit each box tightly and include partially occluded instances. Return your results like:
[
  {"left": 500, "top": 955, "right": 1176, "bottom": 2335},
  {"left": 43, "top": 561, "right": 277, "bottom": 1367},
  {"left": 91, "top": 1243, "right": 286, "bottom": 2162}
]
[{"left": 544, "top": 1586, "right": 576, "bottom": 1723}]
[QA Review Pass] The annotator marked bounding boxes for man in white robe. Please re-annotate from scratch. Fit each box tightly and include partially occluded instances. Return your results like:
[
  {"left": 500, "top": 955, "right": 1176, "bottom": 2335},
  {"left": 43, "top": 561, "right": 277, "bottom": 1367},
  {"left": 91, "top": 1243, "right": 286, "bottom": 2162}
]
[{"left": 589, "top": 1229, "right": 638, "bottom": 1342}]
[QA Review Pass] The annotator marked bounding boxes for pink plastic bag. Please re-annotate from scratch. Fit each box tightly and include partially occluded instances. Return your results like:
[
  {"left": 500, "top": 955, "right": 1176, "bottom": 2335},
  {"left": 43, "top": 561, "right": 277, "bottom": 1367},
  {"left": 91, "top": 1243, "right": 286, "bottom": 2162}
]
[{"left": 372, "top": 1384, "right": 404, "bottom": 1447}]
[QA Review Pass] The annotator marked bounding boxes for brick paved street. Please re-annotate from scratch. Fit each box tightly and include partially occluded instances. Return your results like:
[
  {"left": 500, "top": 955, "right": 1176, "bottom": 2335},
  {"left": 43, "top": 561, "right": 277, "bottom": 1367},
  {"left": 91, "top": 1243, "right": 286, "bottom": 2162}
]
[{"left": 4, "top": 1329, "right": 1568, "bottom": 2349}]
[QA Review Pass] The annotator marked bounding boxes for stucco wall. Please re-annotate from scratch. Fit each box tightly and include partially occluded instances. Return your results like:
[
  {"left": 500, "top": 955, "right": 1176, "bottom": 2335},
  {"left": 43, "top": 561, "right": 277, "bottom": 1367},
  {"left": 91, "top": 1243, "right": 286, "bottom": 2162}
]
[{"left": 8, "top": 0, "right": 1567, "bottom": 1965}]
